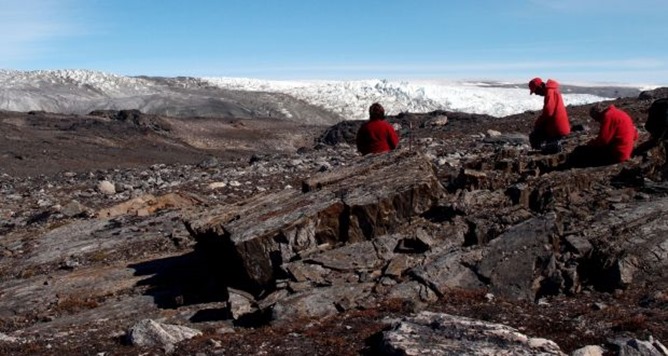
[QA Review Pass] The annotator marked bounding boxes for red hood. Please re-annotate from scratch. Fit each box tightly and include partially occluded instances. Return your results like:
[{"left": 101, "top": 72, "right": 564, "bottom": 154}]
[{"left": 545, "top": 79, "right": 560, "bottom": 90}]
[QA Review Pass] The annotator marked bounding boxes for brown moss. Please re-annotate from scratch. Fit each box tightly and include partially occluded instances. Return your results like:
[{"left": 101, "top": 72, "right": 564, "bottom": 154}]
[{"left": 53, "top": 296, "right": 100, "bottom": 314}]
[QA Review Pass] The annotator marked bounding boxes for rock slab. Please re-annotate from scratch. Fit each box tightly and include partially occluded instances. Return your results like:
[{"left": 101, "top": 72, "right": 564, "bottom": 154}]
[{"left": 185, "top": 151, "right": 445, "bottom": 295}]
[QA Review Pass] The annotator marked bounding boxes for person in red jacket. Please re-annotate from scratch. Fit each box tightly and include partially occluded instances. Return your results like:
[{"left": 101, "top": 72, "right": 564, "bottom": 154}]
[
  {"left": 528, "top": 77, "right": 571, "bottom": 150},
  {"left": 356, "top": 103, "right": 399, "bottom": 155},
  {"left": 567, "top": 102, "right": 638, "bottom": 167}
]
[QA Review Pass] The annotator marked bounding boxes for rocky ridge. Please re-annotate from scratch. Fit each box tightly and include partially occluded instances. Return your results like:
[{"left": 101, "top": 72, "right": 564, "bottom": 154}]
[{"left": 0, "top": 88, "right": 667, "bottom": 355}]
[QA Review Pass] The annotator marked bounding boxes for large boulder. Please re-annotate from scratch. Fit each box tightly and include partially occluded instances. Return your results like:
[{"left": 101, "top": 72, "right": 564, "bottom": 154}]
[
  {"left": 578, "top": 197, "right": 668, "bottom": 290},
  {"left": 476, "top": 213, "right": 559, "bottom": 301}
]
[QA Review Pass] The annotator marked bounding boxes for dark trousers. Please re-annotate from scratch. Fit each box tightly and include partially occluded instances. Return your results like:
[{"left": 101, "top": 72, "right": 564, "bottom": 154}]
[{"left": 566, "top": 145, "right": 617, "bottom": 168}]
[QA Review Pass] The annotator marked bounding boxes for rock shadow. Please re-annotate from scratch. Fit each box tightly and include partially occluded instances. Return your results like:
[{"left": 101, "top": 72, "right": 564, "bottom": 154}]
[{"left": 129, "top": 250, "right": 228, "bottom": 309}]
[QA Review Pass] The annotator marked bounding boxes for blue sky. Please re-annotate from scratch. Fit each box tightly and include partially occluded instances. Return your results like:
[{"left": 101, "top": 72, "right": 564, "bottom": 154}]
[{"left": 1, "top": 0, "right": 667, "bottom": 85}]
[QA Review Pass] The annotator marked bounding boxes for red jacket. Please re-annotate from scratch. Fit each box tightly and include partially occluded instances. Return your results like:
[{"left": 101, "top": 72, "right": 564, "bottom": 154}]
[
  {"left": 356, "top": 119, "right": 399, "bottom": 155},
  {"left": 588, "top": 105, "right": 638, "bottom": 162},
  {"left": 535, "top": 79, "right": 571, "bottom": 138}
]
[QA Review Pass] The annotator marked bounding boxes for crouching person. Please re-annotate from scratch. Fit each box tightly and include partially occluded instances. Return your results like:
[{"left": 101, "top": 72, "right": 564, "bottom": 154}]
[
  {"left": 568, "top": 102, "right": 638, "bottom": 167},
  {"left": 528, "top": 77, "right": 571, "bottom": 151},
  {"left": 356, "top": 103, "right": 399, "bottom": 155}
]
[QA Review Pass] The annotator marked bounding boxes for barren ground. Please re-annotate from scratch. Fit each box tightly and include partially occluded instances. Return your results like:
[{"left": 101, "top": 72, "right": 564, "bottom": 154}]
[{"left": 0, "top": 94, "right": 666, "bottom": 355}]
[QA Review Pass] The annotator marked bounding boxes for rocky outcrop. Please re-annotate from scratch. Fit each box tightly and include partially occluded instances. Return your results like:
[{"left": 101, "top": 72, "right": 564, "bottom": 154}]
[
  {"left": 184, "top": 150, "right": 445, "bottom": 295},
  {"left": 638, "top": 87, "right": 668, "bottom": 100},
  {"left": 577, "top": 197, "right": 668, "bottom": 290}
]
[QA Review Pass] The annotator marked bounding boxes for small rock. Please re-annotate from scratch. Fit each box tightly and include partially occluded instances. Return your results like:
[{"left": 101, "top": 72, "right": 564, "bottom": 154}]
[
  {"left": 208, "top": 182, "right": 227, "bottom": 190},
  {"left": 424, "top": 115, "right": 448, "bottom": 127},
  {"left": 487, "top": 129, "right": 502, "bottom": 137},
  {"left": 592, "top": 302, "right": 607, "bottom": 311},
  {"left": 97, "top": 180, "right": 116, "bottom": 195},
  {"left": 127, "top": 319, "right": 202, "bottom": 352},
  {"left": 571, "top": 345, "right": 605, "bottom": 356},
  {"left": 198, "top": 156, "right": 219, "bottom": 168},
  {"left": 0, "top": 332, "right": 20, "bottom": 343},
  {"left": 61, "top": 200, "right": 87, "bottom": 217}
]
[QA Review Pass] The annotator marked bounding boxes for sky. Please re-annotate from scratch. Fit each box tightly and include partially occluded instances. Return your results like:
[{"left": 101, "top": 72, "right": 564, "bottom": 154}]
[{"left": 1, "top": 0, "right": 667, "bottom": 85}]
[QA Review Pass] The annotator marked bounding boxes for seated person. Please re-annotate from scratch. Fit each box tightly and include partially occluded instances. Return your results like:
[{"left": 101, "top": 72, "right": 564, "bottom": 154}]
[
  {"left": 635, "top": 98, "right": 668, "bottom": 155},
  {"left": 356, "top": 103, "right": 399, "bottom": 155},
  {"left": 568, "top": 102, "right": 638, "bottom": 167},
  {"left": 528, "top": 77, "right": 571, "bottom": 150}
]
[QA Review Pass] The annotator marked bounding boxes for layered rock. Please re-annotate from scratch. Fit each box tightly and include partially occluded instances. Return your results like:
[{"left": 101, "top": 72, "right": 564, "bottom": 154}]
[{"left": 184, "top": 150, "right": 445, "bottom": 295}]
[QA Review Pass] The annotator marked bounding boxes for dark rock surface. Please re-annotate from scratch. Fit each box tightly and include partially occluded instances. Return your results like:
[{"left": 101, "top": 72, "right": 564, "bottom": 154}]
[{"left": 0, "top": 87, "right": 667, "bottom": 355}]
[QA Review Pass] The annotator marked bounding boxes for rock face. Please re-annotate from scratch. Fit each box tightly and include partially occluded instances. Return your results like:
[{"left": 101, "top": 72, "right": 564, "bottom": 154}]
[
  {"left": 476, "top": 214, "right": 559, "bottom": 301},
  {"left": 184, "top": 150, "right": 445, "bottom": 295}
]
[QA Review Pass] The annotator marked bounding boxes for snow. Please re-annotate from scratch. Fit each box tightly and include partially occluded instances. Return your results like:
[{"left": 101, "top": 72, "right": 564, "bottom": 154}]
[{"left": 203, "top": 77, "right": 611, "bottom": 120}]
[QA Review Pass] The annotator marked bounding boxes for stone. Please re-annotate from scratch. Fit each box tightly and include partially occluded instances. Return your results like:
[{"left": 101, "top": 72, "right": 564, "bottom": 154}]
[
  {"left": 380, "top": 311, "right": 565, "bottom": 355},
  {"left": 228, "top": 288, "right": 256, "bottom": 320},
  {"left": 305, "top": 240, "right": 383, "bottom": 272},
  {"left": 387, "top": 281, "right": 438, "bottom": 304},
  {"left": 571, "top": 345, "right": 605, "bottom": 356},
  {"left": 565, "top": 235, "right": 593, "bottom": 257},
  {"left": 60, "top": 200, "right": 88, "bottom": 218},
  {"left": 610, "top": 336, "right": 668, "bottom": 356},
  {"left": 271, "top": 284, "right": 374, "bottom": 323},
  {"left": 410, "top": 249, "right": 484, "bottom": 296},
  {"left": 97, "top": 193, "right": 202, "bottom": 219},
  {"left": 127, "top": 319, "right": 201, "bottom": 352},
  {"left": 208, "top": 182, "right": 227, "bottom": 189},
  {"left": 580, "top": 197, "right": 668, "bottom": 289},
  {"left": 284, "top": 262, "right": 328, "bottom": 285},
  {"left": 0, "top": 332, "right": 21, "bottom": 343},
  {"left": 97, "top": 180, "right": 116, "bottom": 195},
  {"left": 476, "top": 214, "right": 558, "bottom": 301},
  {"left": 383, "top": 255, "right": 411, "bottom": 279},
  {"left": 423, "top": 115, "right": 448, "bottom": 127}
]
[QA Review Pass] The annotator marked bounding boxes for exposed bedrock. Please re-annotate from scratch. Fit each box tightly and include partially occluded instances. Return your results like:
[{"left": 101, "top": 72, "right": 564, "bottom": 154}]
[
  {"left": 182, "top": 139, "right": 668, "bottom": 322},
  {"left": 184, "top": 150, "right": 445, "bottom": 295}
]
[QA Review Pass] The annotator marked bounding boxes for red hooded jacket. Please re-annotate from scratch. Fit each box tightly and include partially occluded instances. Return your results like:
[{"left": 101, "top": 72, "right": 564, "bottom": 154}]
[
  {"left": 356, "top": 119, "right": 399, "bottom": 155},
  {"left": 535, "top": 79, "right": 571, "bottom": 138},
  {"left": 588, "top": 105, "right": 638, "bottom": 162}
]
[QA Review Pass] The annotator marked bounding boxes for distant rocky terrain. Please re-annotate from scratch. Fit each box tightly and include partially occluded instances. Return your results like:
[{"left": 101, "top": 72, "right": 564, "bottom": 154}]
[
  {"left": 0, "top": 86, "right": 667, "bottom": 355},
  {"left": 0, "top": 70, "right": 342, "bottom": 125}
]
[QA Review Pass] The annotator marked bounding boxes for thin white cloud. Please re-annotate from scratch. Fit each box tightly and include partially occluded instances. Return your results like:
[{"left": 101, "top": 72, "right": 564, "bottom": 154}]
[{"left": 0, "top": 0, "right": 82, "bottom": 63}]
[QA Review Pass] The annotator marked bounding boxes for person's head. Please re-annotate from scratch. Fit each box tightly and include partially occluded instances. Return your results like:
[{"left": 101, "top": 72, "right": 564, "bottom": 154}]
[
  {"left": 589, "top": 102, "right": 610, "bottom": 122},
  {"left": 529, "top": 77, "right": 545, "bottom": 96},
  {"left": 369, "top": 102, "right": 385, "bottom": 120}
]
